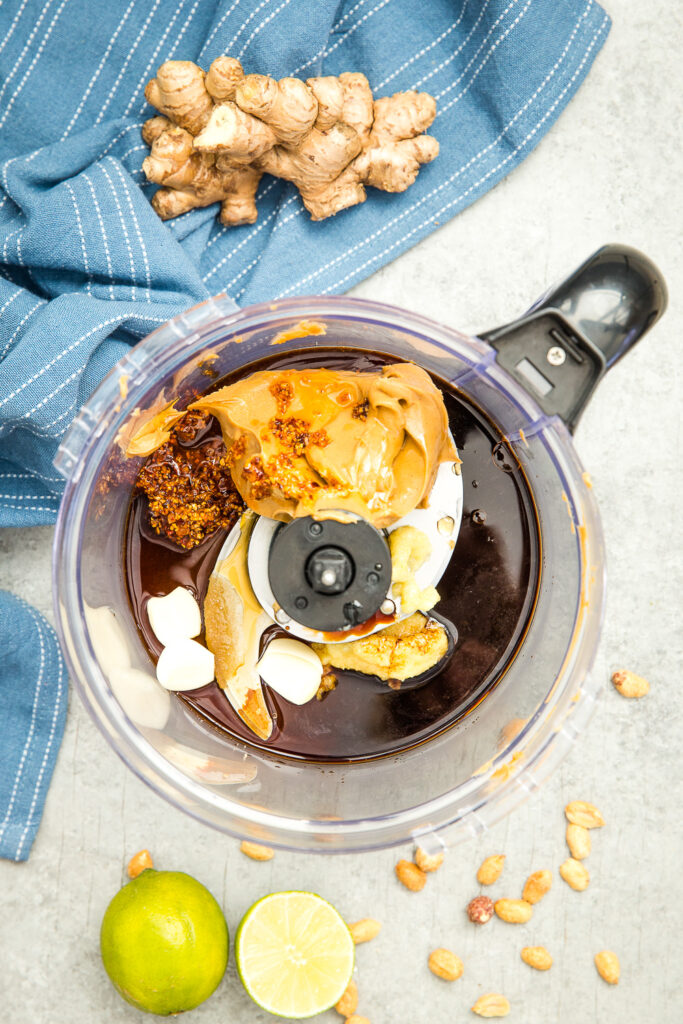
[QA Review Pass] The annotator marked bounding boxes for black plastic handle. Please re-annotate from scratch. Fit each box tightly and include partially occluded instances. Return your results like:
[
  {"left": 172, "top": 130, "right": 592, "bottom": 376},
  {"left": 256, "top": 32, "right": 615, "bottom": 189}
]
[{"left": 479, "top": 245, "right": 668, "bottom": 432}]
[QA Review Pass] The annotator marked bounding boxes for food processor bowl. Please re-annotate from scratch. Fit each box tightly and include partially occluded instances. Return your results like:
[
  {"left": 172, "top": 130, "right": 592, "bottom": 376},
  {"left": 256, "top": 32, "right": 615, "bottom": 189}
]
[{"left": 52, "top": 245, "right": 666, "bottom": 853}]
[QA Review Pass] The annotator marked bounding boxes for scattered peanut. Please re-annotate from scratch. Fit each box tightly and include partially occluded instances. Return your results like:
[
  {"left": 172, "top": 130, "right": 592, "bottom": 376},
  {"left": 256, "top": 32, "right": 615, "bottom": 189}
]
[
  {"left": 467, "top": 895, "right": 495, "bottom": 924},
  {"left": 494, "top": 898, "right": 533, "bottom": 924},
  {"left": 428, "top": 948, "right": 464, "bottom": 981},
  {"left": 335, "top": 980, "right": 359, "bottom": 1017},
  {"left": 566, "top": 823, "right": 591, "bottom": 860},
  {"left": 595, "top": 950, "right": 620, "bottom": 985},
  {"left": 611, "top": 669, "right": 649, "bottom": 698},
  {"left": 564, "top": 801, "right": 605, "bottom": 829},
  {"left": 559, "top": 857, "right": 589, "bottom": 891},
  {"left": 471, "top": 993, "right": 510, "bottom": 1017},
  {"left": 346, "top": 1017, "right": 370, "bottom": 1024},
  {"left": 349, "top": 918, "right": 382, "bottom": 945},
  {"left": 477, "top": 854, "right": 506, "bottom": 886},
  {"left": 395, "top": 859, "right": 427, "bottom": 892},
  {"left": 415, "top": 846, "right": 445, "bottom": 873},
  {"left": 127, "top": 849, "right": 153, "bottom": 878},
  {"left": 521, "top": 946, "right": 553, "bottom": 971},
  {"left": 522, "top": 869, "right": 553, "bottom": 905},
  {"left": 240, "top": 840, "right": 274, "bottom": 861}
]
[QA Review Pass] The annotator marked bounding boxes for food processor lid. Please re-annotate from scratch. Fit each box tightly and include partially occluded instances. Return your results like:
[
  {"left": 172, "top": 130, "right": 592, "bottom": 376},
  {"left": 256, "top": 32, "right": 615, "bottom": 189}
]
[{"left": 480, "top": 244, "right": 668, "bottom": 432}]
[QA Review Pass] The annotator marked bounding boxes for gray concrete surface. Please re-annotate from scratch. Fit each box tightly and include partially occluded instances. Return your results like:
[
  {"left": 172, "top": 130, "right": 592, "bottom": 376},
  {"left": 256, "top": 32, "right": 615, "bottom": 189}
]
[{"left": 1, "top": 1, "right": 681, "bottom": 1021}]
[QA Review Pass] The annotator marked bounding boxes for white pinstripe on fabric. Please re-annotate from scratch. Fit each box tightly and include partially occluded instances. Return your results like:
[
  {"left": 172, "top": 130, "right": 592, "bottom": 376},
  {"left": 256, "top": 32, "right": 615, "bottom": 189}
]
[
  {"left": 334, "top": 0, "right": 376, "bottom": 30},
  {"left": 60, "top": 0, "right": 137, "bottom": 139},
  {"left": 412, "top": 0, "right": 493, "bottom": 90},
  {"left": 0, "top": 470, "right": 63, "bottom": 485},
  {"left": 14, "top": 622, "right": 65, "bottom": 860},
  {"left": 273, "top": 1, "right": 600, "bottom": 299},
  {"left": 94, "top": 0, "right": 162, "bottom": 125},
  {"left": 0, "top": 289, "right": 23, "bottom": 319},
  {"left": 0, "top": 0, "right": 57, "bottom": 108},
  {"left": 0, "top": 0, "right": 70, "bottom": 131},
  {"left": 203, "top": 193, "right": 297, "bottom": 282},
  {"left": 0, "top": 597, "right": 46, "bottom": 844},
  {"left": 204, "top": 178, "right": 279, "bottom": 252},
  {"left": 0, "top": 0, "right": 31, "bottom": 57},
  {"left": 100, "top": 163, "right": 138, "bottom": 299},
  {"left": 63, "top": 180, "right": 93, "bottom": 291},
  {"left": 290, "top": 0, "right": 393, "bottom": 76},
  {"left": 318, "top": 14, "right": 610, "bottom": 296},
  {"left": 123, "top": 0, "right": 194, "bottom": 115},
  {"left": 236, "top": 0, "right": 293, "bottom": 60},
  {"left": 98, "top": 121, "right": 145, "bottom": 161},
  {"left": 374, "top": 0, "right": 470, "bottom": 90},
  {"left": 202, "top": 0, "right": 245, "bottom": 54},
  {"left": 82, "top": 172, "right": 115, "bottom": 300},
  {"left": 434, "top": 0, "right": 531, "bottom": 103},
  {"left": 0, "top": 301, "right": 44, "bottom": 362},
  {"left": 108, "top": 158, "right": 152, "bottom": 300},
  {"left": 0, "top": 502, "right": 58, "bottom": 512}
]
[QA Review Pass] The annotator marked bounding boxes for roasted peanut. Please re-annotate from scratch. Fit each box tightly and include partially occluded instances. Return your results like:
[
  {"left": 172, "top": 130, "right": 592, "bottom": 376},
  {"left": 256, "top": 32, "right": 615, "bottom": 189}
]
[
  {"left": 395, "top": 859, "right": 427, "bottom": 891},
  {"left": 348, "top": 918, "right": 381, "bottom": 944},
  {"left": 564, "top": 801, "right": 604, "bottom": 829},
  {"left": 471, "top": 993, "right": 510, "bottom": 1017},
  {"left": 559, "top": 857, "right": 589, "bottom": 891},
  {"left": 595, "top": 950, "right": 620, "bottom": 985},
  {"left": 494, "top": 898, "right": 533, "bottom": 923},
  {"left": 477, "top": 854, "right": 505, "bottom": 886},
  {"left": 611, "top": 669, "right": 649, "bottom": 698},
  {"left": 335, "top": 980, "right": 358, "bottom": 1017},
  {"left": 415, "top": 846, "right": 445, "bottom": 873},
  {"left": 240, "top": 840, "right": 274, "bottom": 861},
  {"left": 566, "top": 823, "right": 591, "bottom": 860},
  {"left": 428, "top": 948, "right": 464, "bottom": 981},
  {"left": 522, "top": 869, "right": 552, "bottom": 904},
  {"left": 521, "top": 946, "right": 553, "bottom": 971},
  {"left": 127, "top": 849, "right": 153, "bottom": 878}
]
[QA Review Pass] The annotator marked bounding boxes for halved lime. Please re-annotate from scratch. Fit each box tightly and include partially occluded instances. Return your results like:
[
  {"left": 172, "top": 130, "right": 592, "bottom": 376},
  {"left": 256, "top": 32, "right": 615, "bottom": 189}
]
[{"left": 235, "top": 891, "right": 354, "bottom": 1019}]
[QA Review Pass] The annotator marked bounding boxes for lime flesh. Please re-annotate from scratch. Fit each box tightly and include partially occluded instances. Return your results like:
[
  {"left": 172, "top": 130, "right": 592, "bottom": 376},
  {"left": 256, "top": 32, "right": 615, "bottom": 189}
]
[
  {"left": 235, "top": 891, "right": 355, "bottom": 1019},
  {"left": 100, "top": 869, "right": 228, "bottom": 1015}
]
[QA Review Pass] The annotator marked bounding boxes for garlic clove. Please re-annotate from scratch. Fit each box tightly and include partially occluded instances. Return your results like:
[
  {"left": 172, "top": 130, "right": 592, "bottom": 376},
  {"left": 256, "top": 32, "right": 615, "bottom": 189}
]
[
  {"left": 109, "top": 668, "right": 171, "bottom": 729},
  {"left": 85, "top": 604, "right": 132, "bottom": 673},
  {"left": 156, "top": 638, "right": 215, "bottom": 691},
  {"left": 147, "top": 587, "right": 202, "bottom": 647},
  {"left": 257, "top": 637, "right": 323, "bottom": 705}
]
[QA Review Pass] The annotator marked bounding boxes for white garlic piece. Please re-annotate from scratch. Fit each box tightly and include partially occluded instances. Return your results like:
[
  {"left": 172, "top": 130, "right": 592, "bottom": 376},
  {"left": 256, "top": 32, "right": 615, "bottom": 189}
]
[
  {"left": 85, "top": 604, "right": 131, "bottom": 673},
  {"left": 257, "top": 638, "right": 323, "bottom": 705},
  {"left": 147, "top": 587, "right": 202, "bottom": 647},
  {"left": 109, "top": 667, "right": 170, "bottom": 729},
  {"left": 156, "top": 638, "right": 215, "bottom": 691}
]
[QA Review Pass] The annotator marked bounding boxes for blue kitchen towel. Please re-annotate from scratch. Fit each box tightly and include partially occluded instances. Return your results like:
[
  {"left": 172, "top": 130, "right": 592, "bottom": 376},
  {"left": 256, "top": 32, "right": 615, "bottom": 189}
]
[
  {"left": 0, "top": 0, "right": 610, "bottom": 859},
  {"left": 0, "top": 592, "right": 68, "bottom": 861}
]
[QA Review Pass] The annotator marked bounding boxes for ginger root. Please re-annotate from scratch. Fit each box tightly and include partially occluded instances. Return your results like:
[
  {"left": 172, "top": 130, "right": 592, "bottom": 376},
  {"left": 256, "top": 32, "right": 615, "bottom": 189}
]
[{"left": 142, "top": 57, "right": 438, "bottom": 225}]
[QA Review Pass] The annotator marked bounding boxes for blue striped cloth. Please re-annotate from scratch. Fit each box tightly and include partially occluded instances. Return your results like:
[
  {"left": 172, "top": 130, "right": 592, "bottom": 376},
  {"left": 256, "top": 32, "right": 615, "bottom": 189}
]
[{"left": 0, "top": 0, "right": 610, "bottom": 859}]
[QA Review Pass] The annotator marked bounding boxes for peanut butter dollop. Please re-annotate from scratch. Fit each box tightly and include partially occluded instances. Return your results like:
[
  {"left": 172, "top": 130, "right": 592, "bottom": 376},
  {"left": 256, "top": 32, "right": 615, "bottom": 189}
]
[{"left": 191, "top": 362, "right": 457, "bottom": 527}]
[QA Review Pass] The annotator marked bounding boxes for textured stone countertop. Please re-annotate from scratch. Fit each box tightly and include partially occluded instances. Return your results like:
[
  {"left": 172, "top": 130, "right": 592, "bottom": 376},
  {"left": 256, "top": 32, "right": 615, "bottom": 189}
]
[{"left": 1, "top": 2, "right": 681, "bottom": 1021}]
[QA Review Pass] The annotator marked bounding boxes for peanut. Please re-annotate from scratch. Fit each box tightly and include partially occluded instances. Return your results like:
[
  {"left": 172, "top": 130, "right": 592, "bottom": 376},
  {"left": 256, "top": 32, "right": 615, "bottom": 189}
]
[
  {"left": 471, "top": 993, "right": 510, "bottom": 1017},
  {"left": 467, "top": 895, "right": 494, "bottom": 924},
  {"left": 415, "top": 846, "right": 445, "bottom": 873},
  {"left": 240, "top": 840, "right": 274, "bottom": 861},
  {"left": 494, "top": 898, "right": 533, "bottom": 924},
  {"left": 349, "top": 918, "right": 381, "bottom": 944},
  {"left": 521, "top": 946, "right": 553, "bottom": 971},
  {"left": 611, "top": 669, "right": 649, "bottom": 698},
  {"left": 559, "top": 857, "right": 589, "bottom": 891},
  {"left": 477, "top": 854, "right": 505, "bottom": 886},
  {"left": 564, "top": 801, "right": 604, "bottom": 829},
  {"left": 335, "top": 980, "right": 358, "bottom": 1017},
  {"left": 395, "top": 859, "right": 427, "bottom": 892},
  {"left": 522, "top": 869, "right": 552, "bottom": 905},
  {"left": 566, "top": 823, "right": 591, "bottom": 860},
  {"left": 595, "top": 950, "right": 620, "bottom": 985},
  {"left": 127, "top": 849, "right": 153, "bottom": 879},
  {"left": 428, "top": 948, "right": 464, "bottom": 981},
  {"left": 346, "top": 1017, "right": 371, "bottom": 1024}
]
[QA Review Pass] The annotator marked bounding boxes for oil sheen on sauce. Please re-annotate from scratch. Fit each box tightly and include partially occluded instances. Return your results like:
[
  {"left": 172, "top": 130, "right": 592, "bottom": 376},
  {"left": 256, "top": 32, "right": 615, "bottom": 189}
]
[{"left": 125, "top": 348, "right": 541, "bottom": 762}]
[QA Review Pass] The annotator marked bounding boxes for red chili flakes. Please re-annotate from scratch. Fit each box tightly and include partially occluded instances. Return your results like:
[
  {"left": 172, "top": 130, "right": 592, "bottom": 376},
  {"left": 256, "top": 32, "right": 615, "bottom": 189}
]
[
  {"left": 352, "top": 399, "right": 369, "bottom": 421},
  {"left": 308, "top": 429, "right": 330, "bottom": 448},
  {"left": 135, "top": 413, "right": 244, "bottom": 549}
]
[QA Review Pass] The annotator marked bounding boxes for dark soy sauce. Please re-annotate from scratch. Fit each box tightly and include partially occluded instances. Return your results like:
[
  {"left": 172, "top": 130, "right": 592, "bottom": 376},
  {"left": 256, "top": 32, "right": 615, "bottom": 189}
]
[{"left": 125, "top": 348, "right": 541, "bottom": 762}]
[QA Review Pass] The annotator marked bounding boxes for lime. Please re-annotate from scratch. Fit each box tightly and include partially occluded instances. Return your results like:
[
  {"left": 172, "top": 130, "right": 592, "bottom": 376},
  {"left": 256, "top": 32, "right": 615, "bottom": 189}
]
[
  {"left": 235, "top": 891, "right": 354, "bottom": 1019},
  {"left": 100, "top": 869, "right": 228, "bottom": 1015}
]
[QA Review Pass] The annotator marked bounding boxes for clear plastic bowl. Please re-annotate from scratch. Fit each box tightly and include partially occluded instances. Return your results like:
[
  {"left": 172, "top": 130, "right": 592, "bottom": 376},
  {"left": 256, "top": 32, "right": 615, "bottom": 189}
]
[{"left": 53, "top": 294, "right": 605, "bottom": 853}]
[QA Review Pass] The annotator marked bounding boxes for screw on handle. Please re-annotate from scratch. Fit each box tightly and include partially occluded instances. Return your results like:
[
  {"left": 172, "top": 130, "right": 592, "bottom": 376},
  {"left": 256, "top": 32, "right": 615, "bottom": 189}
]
[{"left": 479, "top": 245, "right": 668, "bottom": 432}]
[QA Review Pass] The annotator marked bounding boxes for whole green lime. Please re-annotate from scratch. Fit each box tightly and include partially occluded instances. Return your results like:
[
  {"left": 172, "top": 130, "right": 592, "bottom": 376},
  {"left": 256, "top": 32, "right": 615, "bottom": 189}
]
[{"left": 100, "top": 869, "right": 229, "bottom": 1016}]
